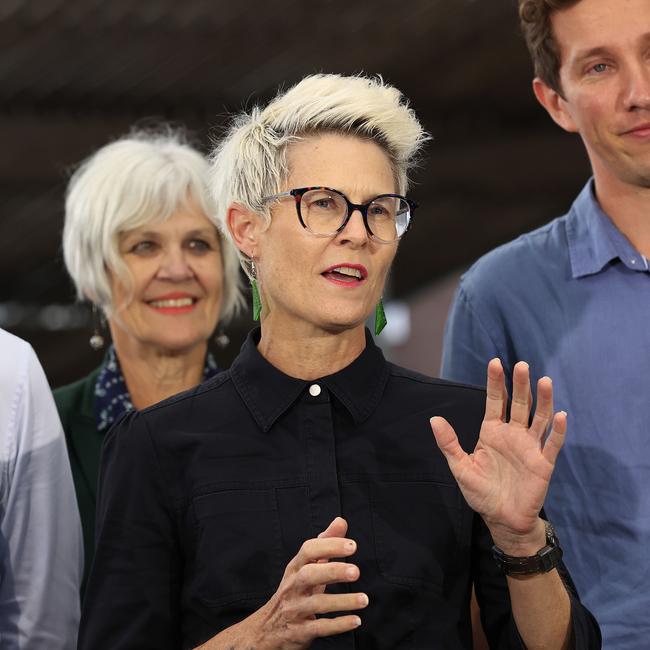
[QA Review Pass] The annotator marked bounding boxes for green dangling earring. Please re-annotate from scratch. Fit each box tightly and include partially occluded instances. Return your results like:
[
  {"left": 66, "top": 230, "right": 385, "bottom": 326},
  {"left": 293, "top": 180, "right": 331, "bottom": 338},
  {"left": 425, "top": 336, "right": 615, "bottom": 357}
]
[
  {"left": 251, "top": 280, "right": 262, "bottom": 321},
  {"left": 250, "top": 258, "right": 262, "bottom": 321},
  {"left": 374, "top": 298, "right": 387, "bottom": 336}
]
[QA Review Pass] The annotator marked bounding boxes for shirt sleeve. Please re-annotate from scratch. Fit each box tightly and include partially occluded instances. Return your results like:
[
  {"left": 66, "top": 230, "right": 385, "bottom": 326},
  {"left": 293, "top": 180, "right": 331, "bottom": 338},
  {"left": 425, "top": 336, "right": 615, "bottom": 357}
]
[
  {"left": 441, "top": 282, "right": 505, "bottom": 387},
  {"left": 472, "top": 512, "right": 601, "bottom": 649},
  {"left": 78, "top": 410, "right": 183, "bottom": 650},
  {"left": 0, "top": 342, "right": 83, "bottom": 650}
]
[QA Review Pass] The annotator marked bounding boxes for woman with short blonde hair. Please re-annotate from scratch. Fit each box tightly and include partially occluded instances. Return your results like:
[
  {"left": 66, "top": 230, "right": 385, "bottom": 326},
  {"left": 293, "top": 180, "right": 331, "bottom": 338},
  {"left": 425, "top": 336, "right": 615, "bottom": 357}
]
[{"left": 79, "top": 76, "right": 598, "bottom": 650}]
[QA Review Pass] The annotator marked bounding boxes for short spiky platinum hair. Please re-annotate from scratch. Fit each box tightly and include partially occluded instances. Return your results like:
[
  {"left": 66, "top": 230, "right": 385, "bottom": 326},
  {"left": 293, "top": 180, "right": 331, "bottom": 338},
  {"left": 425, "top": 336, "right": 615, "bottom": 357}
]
[
  {"left": 209, "top": 74, "right": 428, "bottom": 270},
  {"left": 63, "top": 128, "right": 243, "bottom": 321}
]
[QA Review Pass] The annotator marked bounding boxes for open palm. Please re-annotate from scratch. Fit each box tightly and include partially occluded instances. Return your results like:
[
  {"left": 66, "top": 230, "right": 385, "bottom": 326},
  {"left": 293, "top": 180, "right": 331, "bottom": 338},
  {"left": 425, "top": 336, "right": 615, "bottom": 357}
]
[{"left": 431, "top": 359, "right": 566, "bottom": 541}]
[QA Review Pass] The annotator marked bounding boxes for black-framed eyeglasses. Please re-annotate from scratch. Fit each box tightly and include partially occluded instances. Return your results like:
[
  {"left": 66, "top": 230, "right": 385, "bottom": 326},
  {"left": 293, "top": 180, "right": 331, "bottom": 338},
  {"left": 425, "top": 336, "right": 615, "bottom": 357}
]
[{"left": 262, "top": 186, "right": 417, "bottom": 243}]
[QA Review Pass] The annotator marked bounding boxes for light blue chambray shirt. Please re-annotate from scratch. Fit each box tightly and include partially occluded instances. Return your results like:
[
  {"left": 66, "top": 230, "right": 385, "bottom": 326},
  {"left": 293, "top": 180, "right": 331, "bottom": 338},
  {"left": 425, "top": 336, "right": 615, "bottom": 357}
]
[{"left": 441, "top": 180, "right": 650, "bottom": 649}]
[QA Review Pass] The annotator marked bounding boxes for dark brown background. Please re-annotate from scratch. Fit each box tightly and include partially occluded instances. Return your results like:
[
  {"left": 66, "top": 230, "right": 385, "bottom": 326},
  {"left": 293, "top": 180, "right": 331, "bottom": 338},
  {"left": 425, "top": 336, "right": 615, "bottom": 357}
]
[{"left": 0, "top": 0, "right": 591, "bottom": 385}]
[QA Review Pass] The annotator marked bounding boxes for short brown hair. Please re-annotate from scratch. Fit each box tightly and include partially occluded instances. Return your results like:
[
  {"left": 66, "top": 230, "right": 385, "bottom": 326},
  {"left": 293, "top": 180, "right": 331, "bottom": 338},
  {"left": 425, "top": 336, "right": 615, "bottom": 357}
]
[{"left": 519, "top": 0, "right": 582, "bottom": 94}]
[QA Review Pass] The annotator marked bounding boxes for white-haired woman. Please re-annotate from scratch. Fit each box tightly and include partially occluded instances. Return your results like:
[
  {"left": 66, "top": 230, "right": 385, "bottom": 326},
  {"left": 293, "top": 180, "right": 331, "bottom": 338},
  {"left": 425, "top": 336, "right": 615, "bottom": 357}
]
[
  {"left": 54, "top": 129, "right": 242, "bottom": 593},
  {"left": 79, "top": 77, "right": 599, "bottom": 649}
]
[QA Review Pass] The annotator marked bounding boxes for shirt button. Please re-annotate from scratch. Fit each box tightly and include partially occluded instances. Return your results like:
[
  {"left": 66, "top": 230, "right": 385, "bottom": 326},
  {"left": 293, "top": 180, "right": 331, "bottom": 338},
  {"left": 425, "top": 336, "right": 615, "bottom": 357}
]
[
  {"left": 309, "top": 384, "right": 321, "bottom": 397},
  {"left": 631, "top": 259, "right": 637, "bottom": 265}
]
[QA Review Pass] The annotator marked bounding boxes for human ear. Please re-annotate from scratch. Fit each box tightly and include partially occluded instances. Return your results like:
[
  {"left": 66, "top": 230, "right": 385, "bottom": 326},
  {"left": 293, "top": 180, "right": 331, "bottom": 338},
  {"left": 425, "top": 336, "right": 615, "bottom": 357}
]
[
  {"left": 227, "top": 203, "right": 262, "bottom": 258},
  {"left": 532, "top": 77, "right": 579, "bottom": 133}
]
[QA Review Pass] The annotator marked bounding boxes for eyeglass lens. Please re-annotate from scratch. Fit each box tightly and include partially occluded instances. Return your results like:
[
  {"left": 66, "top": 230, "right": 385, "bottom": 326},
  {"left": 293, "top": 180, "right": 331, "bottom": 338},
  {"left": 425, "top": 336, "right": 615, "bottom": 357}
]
[{"left": 300, "top": 189, "right": 410, "bottom": 242}]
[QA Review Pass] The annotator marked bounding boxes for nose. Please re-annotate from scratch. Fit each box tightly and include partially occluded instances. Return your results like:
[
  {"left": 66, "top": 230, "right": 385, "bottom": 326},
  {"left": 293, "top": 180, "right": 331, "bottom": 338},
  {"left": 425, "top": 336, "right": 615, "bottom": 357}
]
[
  {"left": 336, "top": 208, "right": 369, "bottom": 247},
  {"left": 157, "top": 246, "right": 194, "bottom": 280},
  {"left": 624, "top": 61, "right": 650, "bottom": 111}
]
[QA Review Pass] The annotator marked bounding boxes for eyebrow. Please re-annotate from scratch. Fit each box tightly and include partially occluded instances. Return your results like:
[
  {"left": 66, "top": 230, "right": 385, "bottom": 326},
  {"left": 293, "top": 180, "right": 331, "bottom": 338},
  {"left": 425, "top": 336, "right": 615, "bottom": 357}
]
[
  {"left": 570, "top": 33, "right": 650, "bottom": 70},
  {"left": 121, "top": 227, "right": 218, "bottom": 240},
  {"left": 570, "top": 46, "right": 613, "bottom": 71},
  {"left": 185, "top": 228, "right": 219, "bottom": 239}
]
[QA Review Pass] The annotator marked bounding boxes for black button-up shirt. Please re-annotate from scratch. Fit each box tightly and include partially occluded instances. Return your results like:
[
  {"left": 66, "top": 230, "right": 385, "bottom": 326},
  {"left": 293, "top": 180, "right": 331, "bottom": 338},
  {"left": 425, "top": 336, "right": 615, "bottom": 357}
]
[{"left": 79, "top": 329, "right": 600, "bottom": 649}]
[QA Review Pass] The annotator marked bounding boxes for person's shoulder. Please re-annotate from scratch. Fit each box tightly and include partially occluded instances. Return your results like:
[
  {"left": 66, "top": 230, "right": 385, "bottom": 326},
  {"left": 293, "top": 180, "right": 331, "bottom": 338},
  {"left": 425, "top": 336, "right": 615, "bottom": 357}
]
[
  {"left": 0, "top": 328, "right": 32, "bottom": 382},
  {"left": 388, "top": 363, "right": 485, "bottom": 410},
  {"left": 54, "top": 366, "right": 102, "bottom": 423},
  {"left": 463, "top": 216, "right": 569, "bottom": 288},
  {"left": 101, "top": 371, "right": 235, "bottom": 467},
  {"left": 142, "top": 369, "right": 233, "bottom": 417},
  {"left": 0, "top": 330, "right": 68, "bottom": 451},
  {"left": 387, "top": 364, "right": 485, "bottom": 448},
  {"left": 0, "top": 330, "right": 33, "bottom": 446},
  {"left": 111, "top": 370, "right": 234, "bottom": 441},
  {"left": 0, "top": 329, "right": 49, "bottom": 405},
  {"left": 0, "top": 327, "right": 30, "bottom": 353},
  {"left": 468, "top": 216, "right": 569, "bottom": 277}
]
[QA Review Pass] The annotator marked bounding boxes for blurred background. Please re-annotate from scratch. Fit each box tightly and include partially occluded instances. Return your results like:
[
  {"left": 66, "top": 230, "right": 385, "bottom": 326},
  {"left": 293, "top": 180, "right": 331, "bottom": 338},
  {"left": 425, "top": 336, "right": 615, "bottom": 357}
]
[{"left": 0, "top": 0, "right": 591, "bottom": 387}]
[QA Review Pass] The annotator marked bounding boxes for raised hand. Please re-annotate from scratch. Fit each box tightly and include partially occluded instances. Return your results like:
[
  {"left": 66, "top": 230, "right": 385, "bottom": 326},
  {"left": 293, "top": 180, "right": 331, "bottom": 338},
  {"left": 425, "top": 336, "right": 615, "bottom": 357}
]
[{"left": 430, "top": 359, "right": 566, "bottom": 552}]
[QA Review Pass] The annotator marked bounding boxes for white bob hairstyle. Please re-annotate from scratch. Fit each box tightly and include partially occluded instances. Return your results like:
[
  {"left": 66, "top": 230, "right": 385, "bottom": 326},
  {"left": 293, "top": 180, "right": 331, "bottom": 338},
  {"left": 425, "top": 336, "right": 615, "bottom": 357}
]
[
  {"left": 209, "top": 74, "right": 429, "bottom": 275},
  {"left": 63, "top": 128, "right": 243, "bottom": 322}
]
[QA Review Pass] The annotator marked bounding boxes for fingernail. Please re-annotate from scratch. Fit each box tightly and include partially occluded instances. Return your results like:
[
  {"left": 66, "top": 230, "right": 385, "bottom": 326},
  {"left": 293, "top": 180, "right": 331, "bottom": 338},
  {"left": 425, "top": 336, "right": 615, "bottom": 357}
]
[
  {"left": 359, "top": 593, "right": 369, "bottom": 606},
  {"left": 354, "top": 616, "right": 362, "bottom": 626},
  {"left": 346, "top": 566, "right": 357, "bottom": 579},
  {"left": 561, "top": 410, "right": 568, "bottom": 417}
]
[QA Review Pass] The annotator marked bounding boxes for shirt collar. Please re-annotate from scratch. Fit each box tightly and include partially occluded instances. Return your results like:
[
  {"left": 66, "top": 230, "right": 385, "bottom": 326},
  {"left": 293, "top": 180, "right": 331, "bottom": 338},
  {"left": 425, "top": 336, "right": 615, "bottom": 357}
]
[
  {"left": 230, "top": 328, "right": 390, "bottom": 433},
  {"left": 567, "top": 178, "right": 646, "bottom": 278}
]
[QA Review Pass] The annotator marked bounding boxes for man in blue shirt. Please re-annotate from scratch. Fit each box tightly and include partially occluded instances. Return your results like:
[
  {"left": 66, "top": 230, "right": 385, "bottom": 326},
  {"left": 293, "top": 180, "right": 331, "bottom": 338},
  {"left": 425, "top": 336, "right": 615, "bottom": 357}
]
[{"left": 441, "top": 0, "right": 650, "bottom": 647}]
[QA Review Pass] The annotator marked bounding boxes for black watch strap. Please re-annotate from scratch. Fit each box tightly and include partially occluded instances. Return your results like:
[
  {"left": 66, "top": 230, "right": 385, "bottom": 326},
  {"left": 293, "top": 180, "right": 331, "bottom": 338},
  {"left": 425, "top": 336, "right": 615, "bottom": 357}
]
[{"left": 492, "top": 520, "right": 563, "bottom": 576}]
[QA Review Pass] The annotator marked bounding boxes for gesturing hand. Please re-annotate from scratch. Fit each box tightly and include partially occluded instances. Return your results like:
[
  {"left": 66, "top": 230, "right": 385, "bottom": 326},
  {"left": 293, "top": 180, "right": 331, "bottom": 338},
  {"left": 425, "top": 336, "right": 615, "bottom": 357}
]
[
  {"left": 252, "top": 517, "right": 368, "bottom": 650},
  {"left": 430, "top": 359, "right": 566, "bottom": 551}
]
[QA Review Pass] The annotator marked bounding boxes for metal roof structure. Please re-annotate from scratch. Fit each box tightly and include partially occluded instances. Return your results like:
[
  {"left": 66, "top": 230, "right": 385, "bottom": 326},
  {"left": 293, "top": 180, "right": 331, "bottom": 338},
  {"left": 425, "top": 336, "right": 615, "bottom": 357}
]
[{"left": 0, "top": 0, "right": 591, "bottom": 384}]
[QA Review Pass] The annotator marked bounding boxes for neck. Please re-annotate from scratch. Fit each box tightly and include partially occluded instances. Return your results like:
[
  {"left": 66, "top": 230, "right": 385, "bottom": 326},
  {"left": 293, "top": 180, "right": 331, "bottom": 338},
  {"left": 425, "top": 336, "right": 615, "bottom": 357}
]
[
  {"left": 110, "top": 329, "right": 207, "bottom": 410},
  {"left": 257, "top": 316, "right": 367, "bottom": 381},
  {"left": 593, "top": 171, "right": 650, "bottom": 257}
]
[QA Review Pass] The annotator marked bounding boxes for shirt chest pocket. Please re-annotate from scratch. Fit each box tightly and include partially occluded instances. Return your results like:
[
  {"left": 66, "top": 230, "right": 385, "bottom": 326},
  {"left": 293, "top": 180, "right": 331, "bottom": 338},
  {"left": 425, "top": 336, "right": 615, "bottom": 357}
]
[
  {"left": 370, "top": 481, "right": 464, "bottom": 590},
  {"left": 190, "top": 488, "right": 283, "bottom": 607}
]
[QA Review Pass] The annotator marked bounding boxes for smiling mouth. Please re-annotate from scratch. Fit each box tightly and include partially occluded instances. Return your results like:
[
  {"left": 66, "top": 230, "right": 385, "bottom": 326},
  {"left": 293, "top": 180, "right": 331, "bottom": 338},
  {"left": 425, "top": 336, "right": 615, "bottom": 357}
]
[{"left": 148, "top": 297, "right": 197, "bottom": 308}]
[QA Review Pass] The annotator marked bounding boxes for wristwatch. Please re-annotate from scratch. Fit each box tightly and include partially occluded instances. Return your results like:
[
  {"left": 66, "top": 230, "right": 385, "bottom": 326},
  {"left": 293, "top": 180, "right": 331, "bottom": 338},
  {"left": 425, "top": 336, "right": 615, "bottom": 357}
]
[{"left": 492, "top": 520, "right": 563, "bottom": 576}]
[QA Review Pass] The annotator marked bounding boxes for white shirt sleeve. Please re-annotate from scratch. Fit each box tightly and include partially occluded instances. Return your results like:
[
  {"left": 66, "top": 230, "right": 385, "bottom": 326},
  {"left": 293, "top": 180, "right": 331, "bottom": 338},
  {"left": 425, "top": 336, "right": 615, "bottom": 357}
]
[{"left": 0, "top": 329, "right": 83, "bottom": 649}]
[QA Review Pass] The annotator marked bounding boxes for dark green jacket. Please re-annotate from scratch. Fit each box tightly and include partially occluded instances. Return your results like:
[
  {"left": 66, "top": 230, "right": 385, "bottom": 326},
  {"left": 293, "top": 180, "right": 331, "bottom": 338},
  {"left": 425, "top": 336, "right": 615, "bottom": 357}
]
[{"left": 54, "top": 365, "right": 103, "bottom": 595}]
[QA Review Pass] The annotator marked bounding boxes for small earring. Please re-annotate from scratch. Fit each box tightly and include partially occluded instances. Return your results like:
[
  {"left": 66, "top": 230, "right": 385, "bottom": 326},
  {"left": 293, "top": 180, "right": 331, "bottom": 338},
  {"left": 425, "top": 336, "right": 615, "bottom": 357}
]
[
  {"left": 374, "top": 298, "right": 387, "bottom": 336},
  {"left": 89, "top": 304, "right": 106, "bottom": 350},
  {"left": 214, "top": 330, "right": 230, "bottom": 348},
  {"left": 250, "top": 258, "right": 262, "bottom": 322}
]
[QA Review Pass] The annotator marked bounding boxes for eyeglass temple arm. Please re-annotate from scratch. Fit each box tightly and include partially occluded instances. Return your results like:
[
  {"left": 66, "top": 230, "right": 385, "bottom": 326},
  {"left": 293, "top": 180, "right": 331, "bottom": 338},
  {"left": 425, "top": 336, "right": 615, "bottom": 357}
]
[{"left": 262, "top": 191, "right": 293, "bottom": 202}]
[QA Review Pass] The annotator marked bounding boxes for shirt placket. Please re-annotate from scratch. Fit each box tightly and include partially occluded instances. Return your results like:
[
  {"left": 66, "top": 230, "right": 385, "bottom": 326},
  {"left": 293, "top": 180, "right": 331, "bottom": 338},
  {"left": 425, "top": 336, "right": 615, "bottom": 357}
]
[
  {"left": 301, "top": 382, "right": 356, "bottom": 649},
  {"left": 302, "top": 382, "right": 341, "bottom": 536}
]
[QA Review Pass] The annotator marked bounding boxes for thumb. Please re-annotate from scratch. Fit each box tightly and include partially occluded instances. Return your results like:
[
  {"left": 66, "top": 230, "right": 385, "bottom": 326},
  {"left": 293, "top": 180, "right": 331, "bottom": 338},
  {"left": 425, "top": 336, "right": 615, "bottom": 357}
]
[
  {"left": 318, "top": 516, "right": 348, "bottom": 539},
  {"left": 430, "top": 416, "right": 466, "bottom": 469}
]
